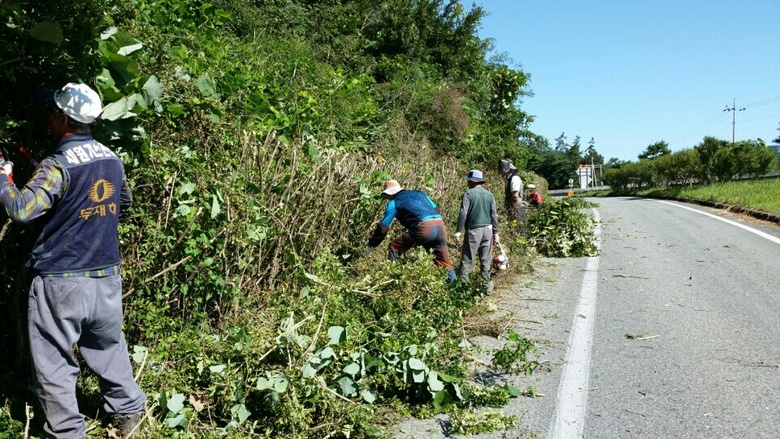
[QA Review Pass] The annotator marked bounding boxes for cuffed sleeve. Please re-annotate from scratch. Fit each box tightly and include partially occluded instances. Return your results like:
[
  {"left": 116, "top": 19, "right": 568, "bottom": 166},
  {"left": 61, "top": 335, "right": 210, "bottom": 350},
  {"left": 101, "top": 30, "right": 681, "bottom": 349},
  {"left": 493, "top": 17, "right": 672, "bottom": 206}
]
[{"left": 368, "top": 224, "right": 389, "bottom": 248}]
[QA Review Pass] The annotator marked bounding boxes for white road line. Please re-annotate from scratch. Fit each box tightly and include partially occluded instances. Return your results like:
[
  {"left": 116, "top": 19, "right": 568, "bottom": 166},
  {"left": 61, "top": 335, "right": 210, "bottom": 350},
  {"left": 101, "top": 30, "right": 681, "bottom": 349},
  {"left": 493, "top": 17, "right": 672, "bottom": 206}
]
[
  {"left": 656, "top": 200, "right": 780, "bottom": 245},
  {"left": 548, "top": 209, "right": 602, "bottom": 439}
]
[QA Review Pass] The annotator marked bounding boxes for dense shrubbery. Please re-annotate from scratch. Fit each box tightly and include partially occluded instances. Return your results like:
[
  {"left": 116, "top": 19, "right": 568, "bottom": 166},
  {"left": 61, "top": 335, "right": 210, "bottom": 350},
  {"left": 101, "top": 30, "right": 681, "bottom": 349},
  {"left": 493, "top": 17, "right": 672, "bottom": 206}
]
[{"left": 526, "top": 198, "right": 599, "bottom": 258}]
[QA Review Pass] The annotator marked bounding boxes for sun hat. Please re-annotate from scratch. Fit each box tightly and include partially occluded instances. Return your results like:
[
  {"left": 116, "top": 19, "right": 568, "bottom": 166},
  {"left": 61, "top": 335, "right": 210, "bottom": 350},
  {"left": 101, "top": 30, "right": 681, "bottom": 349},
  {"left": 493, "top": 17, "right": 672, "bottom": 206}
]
[
  {"left": 39, "top": 83, "right": 103, "bottom": 124},
  {"left": 498, "top": 159, "right": 517, "bottom": 174},
  {"left": 381, "top": 179, "right": 403, "bottom": 197},
  {"left": 463, "top": 169, "right": 485, "bottom": 183}
]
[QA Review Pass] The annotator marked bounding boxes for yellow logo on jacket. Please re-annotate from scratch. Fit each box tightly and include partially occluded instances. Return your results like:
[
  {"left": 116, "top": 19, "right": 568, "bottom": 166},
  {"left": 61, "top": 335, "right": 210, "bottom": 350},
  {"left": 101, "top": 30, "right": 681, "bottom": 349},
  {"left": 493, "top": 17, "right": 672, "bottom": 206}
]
[
  {"left": 80, "top": 179, "right": 118, "bottom": 220},
  {"left": 88, "top": 179, "right": 116, "bottom": 202}
]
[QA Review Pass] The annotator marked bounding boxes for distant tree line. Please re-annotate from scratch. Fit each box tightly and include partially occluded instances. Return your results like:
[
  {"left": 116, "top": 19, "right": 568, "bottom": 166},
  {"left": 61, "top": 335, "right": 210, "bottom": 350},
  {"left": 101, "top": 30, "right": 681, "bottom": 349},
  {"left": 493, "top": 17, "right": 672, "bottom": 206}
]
[
  {"left": 526, "top": 132, "right": 605, "bottom": 188},
  {"left": 605, "top": 137, "right": 778, "bottom": 189}
]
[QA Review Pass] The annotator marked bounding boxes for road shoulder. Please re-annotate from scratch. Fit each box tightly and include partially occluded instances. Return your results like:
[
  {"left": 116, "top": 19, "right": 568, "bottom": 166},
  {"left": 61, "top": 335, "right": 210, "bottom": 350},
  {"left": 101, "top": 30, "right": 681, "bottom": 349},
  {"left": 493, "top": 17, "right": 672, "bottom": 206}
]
[{"left": 394, "top": 255, "right": 590, "bottom": 438}]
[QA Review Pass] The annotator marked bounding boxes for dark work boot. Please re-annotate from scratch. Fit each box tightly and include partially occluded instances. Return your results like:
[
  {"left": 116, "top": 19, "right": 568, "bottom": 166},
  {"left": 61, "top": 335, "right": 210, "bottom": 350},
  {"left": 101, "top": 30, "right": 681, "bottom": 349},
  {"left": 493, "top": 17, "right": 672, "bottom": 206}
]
[{"left": 114, "top": 412, "right": 144, "bottom": 438}]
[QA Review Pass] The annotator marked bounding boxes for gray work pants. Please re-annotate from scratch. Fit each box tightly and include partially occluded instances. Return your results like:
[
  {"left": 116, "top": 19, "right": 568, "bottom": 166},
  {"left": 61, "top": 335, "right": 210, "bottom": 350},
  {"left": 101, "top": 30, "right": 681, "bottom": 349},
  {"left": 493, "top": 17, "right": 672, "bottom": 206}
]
[
  {"left": 28, "top": 275, "right": 146, "bottom": 439},
  {"left": 458, "top": 225, "right": 493, "bottom": 288}
]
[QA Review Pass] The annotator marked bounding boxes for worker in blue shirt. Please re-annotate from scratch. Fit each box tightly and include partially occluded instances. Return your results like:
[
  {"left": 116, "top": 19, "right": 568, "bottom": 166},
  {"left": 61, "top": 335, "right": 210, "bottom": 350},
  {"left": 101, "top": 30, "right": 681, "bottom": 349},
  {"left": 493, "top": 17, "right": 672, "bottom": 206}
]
[{"left": 364, "top": 179, "right": 456, "bottom": 283}]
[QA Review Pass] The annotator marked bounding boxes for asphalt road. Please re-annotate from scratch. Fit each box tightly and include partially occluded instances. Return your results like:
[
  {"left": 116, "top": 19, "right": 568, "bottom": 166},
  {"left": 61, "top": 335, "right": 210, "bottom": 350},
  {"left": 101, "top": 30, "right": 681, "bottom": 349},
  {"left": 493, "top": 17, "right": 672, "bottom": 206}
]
[{"left": 396, "top": 196, "right": 780, "bottom": 439}]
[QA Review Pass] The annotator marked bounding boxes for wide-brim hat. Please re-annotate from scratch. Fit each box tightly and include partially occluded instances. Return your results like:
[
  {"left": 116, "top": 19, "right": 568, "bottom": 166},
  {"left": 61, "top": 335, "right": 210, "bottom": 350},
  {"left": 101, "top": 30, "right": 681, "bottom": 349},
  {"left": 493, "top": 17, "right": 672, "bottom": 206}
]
[
  {"left": 498, "top": 159, "right": 516, "bottom": 173},
  {"left": 464, "top": 169, "right": 485, "bottom": 183},
  {"left": 381, "top": 179, "right": 403, "bottom": 197}
]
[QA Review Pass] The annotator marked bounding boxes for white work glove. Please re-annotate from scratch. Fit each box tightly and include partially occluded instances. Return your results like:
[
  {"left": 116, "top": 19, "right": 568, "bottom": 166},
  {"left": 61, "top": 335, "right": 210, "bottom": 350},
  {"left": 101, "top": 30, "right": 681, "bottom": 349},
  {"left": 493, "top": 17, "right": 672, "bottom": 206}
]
[
  {"left": 362, "top": 247, "right": 375, "bottom": 257},
  {"left": 0, "top": 159, "right": 13, "bottom": 183},
  {"left": 454, "top": 232, "right": 462, "bottom": 244},
  {"left": 493, "top": 234, "right": 499, "bottom": 246}
]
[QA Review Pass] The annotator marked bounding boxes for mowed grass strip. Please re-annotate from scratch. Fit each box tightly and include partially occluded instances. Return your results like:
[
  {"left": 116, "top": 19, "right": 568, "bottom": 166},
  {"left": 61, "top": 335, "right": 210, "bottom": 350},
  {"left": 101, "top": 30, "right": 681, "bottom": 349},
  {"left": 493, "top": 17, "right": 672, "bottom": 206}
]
[
  {"left": 628, "top": 178, "right": 780, "bottom": 215},
  {"left": 678, "top": 178, "right": 780, "bottom": 214}
]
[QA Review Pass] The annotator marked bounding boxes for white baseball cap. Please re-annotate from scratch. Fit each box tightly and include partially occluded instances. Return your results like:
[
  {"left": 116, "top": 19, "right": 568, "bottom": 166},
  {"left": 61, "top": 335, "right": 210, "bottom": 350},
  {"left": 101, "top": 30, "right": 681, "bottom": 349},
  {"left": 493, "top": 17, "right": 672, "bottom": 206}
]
[{"left": 45, "top": 83, "right": 103, "bottom": 124}]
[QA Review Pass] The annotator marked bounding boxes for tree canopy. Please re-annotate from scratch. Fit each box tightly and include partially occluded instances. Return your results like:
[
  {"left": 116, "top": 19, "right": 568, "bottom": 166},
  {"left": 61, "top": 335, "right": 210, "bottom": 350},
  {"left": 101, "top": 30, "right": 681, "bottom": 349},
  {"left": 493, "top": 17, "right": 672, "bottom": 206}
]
[{"left": 638, "top": 140, "right": 671, "bottom": 160}]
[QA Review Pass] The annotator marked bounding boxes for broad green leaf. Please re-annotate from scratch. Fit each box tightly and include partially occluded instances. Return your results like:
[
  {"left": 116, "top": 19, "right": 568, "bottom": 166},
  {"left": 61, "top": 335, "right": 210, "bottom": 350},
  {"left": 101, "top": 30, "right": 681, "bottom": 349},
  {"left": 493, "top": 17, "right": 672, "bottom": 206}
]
[
  {"left": 319, "top": 347, "right": 335, "bottom": 359},
  {"left": 143, "top": 75, "right": 164, "bottom": 104},
  {"left": 452, "top": 383, "right": 463, "bottom": 400},
  {"left": 165, "top": 413, "right": 186, "bottom": 428},
  {"left": 166, "top": 392, "right": 186, "bottom": 414},
  {"left": 125, "top": 94, "right": 139, "bottom": 112},
  {"left": 206, "top": 113, "right": 220, "bottom": 123},
  {"left": 432, "top": 390, "right": 454, "bottom": 413},
  {"left": 174, "top": 204, "right": 191, "bottom": 218},
  {"left": 303, "top": 272, "right": 320, "bottom": 282},
  {"left": 196, "top": 75, "right": 217, "bottom": 97},
  {"left": 111, "top": 28, "right": 141, "bottom": 47},
  {"left": 427, "top": 371, "right": 444, "bottom": 392},
  {"left": 338, "top": 377, "right": 357, "bottom": 397},
  {"left": 256, "top": 376, "right": 272, "bottom": 390},
  {"left": 343, "top": 363, "right": 360, "bottom": 376},
  {"left": 100, "top": 27, "right": 118, "bottom": 40},
  {"left": 201, "top": 258, "right": 214, "bottom": 268},
  {"left": 364, "top": 354, "right": 379, "bottom": 371},
  {"left": 166, "top": 103, "right": 185, "bottom": 117},
  {"left": 273, "top": 376, "right": 289, "bottom": 393},
  {"left": 210, "top": 194, "right": 221, "bottom": 219},
  {"left": 118, "top": 43, "right": 143, "bottom": 56},
  {"left": 504, "top": 384, "right": 522, "bottom": 397},
  {"left": 438, "top": 372, "right": 458, "bottom": 383},
  {"left": 131, "top": 345, "right": 147, "bottom": 364},
  {"left": 111, "top": 55, "right": 140, "bottom": 83},
  {"left": 302, "top": 363, "right": 317, "bottom": 379},
  {"left": 101, "top": 98, "right": 129, "bottom": 122},
  {"left": 179, "top": 182, "right": 197, "bottom": 196},
  {"left": 209, "top": 364, "right": 225, "bottom": 374},
  {"left": 408, "top": 357, "right": 426, "bottom": 370},
  {"left": 411, "top": 369, "right": 425, "bottom": 383},
  {"left": 308, "top": 143, "right": 322, "bottom": 164},
  {"left": 131, "top": 92, "right": 148, "bottom": 112},
  {"left": 231, "top": 404, "right": 250, "bottom": 424},
  {"left": 95, "top": 69, "right": 123, "bottom": 101},
  {"left": 29, "top": 22, "right": 62, "bottom": 44},
  {"left": 327, "top": 326, "right": 346, "bottom": 345},
  {"left": 360, "top": 389, "right": 376, "bottom": 404}
]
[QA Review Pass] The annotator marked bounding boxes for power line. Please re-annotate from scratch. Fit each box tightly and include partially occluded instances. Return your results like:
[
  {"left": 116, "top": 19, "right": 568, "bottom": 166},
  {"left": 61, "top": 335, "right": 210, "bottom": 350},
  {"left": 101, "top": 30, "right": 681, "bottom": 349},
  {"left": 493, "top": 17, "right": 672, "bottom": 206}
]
[
  {"left": 742, "top": 95, "right": 780, "bottom": 109},
  {"left": 741, "top": 111, "right": 780, "bottom": 123},
  {"left": 666, "top": 111, "right": 730, "bottom": 144},
  {"left": 664, "top": 96, "right": 778, "bottom": 146}
]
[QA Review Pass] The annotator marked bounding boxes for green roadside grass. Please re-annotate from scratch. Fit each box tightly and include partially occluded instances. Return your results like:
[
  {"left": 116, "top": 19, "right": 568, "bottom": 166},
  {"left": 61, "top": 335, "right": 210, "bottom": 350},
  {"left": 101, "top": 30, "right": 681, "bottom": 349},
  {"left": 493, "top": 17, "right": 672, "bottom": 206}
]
[{"left": 584, "top": 178, "right": 780, "bottom": 216}]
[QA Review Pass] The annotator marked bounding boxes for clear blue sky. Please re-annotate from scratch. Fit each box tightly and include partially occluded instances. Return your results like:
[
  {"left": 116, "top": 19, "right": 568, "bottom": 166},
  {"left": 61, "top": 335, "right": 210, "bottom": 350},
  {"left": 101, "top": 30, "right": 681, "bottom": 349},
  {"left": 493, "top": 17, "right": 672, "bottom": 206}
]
[{"left": 476, "top": 0, "right": 780, "bottom": 162}]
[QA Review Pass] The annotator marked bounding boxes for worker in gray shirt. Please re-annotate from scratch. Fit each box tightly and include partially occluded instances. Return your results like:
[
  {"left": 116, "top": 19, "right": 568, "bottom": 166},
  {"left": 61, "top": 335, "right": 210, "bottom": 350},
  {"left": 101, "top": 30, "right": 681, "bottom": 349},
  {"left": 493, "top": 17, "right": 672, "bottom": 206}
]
[{"left": 454, "top": 169, "right": 499, "bottom": 292}]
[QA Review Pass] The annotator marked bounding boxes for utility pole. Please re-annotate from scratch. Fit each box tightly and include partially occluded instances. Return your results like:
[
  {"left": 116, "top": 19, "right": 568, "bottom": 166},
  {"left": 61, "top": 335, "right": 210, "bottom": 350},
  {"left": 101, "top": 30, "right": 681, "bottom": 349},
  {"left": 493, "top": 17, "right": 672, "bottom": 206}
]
[{"left": 723, "top": 98, "right": 746, "bottom": 143}]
